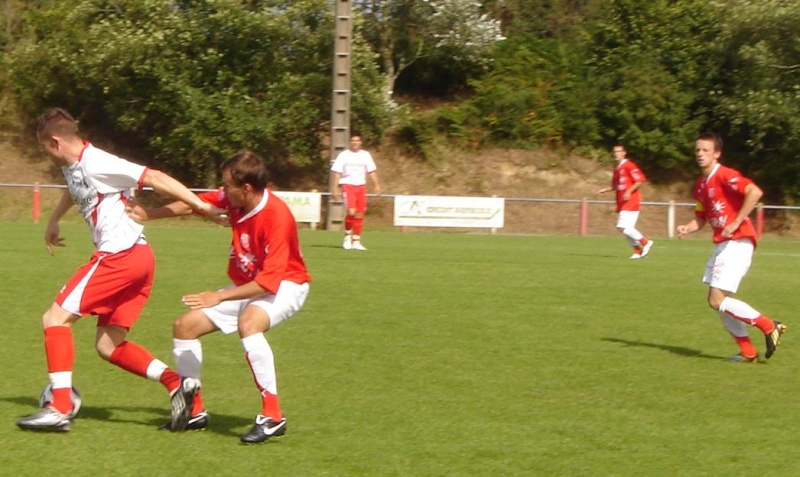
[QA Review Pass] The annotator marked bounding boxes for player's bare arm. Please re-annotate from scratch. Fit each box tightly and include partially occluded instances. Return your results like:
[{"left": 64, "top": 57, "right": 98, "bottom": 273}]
[
  {"left": 623, "top": 181, "right": 643, "bottom": 201},
  {"left": 332, "top": 172, "right": 342, "bottom": 200},
  {"left": 677, "top": 217, "right": 706, "bottom": 239},
  {"left": 370, "top": 171, "right": 382, "bottom": 195},
  {"left": 141, "top": 169, "right": 226, "bottom": 220},
  {"left": 127, "top": 200, "right": 193, "bottom": 222},
  {"left": 181, "top": 281, "right": 268, "bottom": 310},
  {"left": 44, "top": 190, "right": 74, "bottom": 255},
  {"left": 722, "top": 182, "right": 763, "bottom": 238}
]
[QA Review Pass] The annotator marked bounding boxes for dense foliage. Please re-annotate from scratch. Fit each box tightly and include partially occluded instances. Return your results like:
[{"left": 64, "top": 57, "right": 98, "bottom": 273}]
[{"left": 2, "top": 0, "right": 800, "bottom": 202}]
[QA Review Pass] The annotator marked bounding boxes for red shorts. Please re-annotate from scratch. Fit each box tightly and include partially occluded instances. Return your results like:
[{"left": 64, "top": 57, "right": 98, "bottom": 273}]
[
  {"left": 55, "top": 243, "right": 155, "bottom": 328},
  {"left": 341, "top": 184, "right": 367, "bottom": 213}
]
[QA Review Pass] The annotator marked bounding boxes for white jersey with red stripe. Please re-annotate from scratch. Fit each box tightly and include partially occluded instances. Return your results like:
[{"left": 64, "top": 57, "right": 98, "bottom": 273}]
[
  {"left": 331, "top": 149, "right": 377, "bottom": 186},
  {"left": 62, "top": 143, "right": 147, "bottom": 253}
]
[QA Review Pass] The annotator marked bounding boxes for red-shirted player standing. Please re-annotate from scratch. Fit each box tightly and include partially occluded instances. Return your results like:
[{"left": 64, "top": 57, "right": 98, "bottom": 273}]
[
  {"left": 598, "top": 143, "right": 654, "bottom": 259},
  {"left": 129, "top": 149, "right": 311, "bottom": 443},
  {"left": 677, "top": 132, "right": 786, "bottom": 363},
  {"left": 17, "top": 108, "right": 224, "bottom": 433},
  {"left": 331, "top": 133, "right": 382, "bottom": 251}
]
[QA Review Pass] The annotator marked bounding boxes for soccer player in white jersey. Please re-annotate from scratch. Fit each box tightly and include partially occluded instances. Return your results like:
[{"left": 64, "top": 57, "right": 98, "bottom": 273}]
[
  {"left": 17, "top": 108, "right": 224, "bottom": 433},
  {"left": 331, "top": 133, "right": 382, "bottom": 250},
  {"left": 677, "top": 132, "right": 786, "bottom": 363}
]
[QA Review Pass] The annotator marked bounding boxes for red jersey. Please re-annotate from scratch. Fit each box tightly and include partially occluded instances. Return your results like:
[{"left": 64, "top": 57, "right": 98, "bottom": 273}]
[
  {"left": 692, "top": 163, "right": 758, "bottom": 246},
  {"left": 612, "top": 159, "right": 646, "bottom": 212},
  {"left": 198, "top": 188, "right": 311, "bottom": 293}
]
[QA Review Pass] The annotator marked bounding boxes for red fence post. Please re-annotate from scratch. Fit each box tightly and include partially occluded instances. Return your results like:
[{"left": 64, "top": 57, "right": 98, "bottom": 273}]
[
  {"left": 579, "top": 198, "right": 588, "bottom": 236},
  {"left": 33, "top": 182, "right": 40, "bottom": 224}
]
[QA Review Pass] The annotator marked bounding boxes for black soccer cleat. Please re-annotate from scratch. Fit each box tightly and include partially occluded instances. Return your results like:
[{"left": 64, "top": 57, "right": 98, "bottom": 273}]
[
  {"left": 239, "top": 415, "right": 286, "bottom": 444},
  {"left": 765, "top": 321, "right": 787, "bottom": 359},
  {"left": 169, "top": 377, "right": 200, "bottom": 431},
  {"left": 159, "top": 411, "right": 209, "bottom": 431}
]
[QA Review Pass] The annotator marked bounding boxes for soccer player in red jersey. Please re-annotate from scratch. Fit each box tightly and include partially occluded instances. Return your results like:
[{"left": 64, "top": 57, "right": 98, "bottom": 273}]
[
  {"left": 331, "top": 133, "right": 382, "bottom": 250},
  {"left": 598, "top": 143, "right": 654, "bottom": 259},
  {"left": 677, "top": 132, "right": 786, "bottom": 362},
  {"left": 129, "top": 149, "right": 311, "bottom": 443},
  {"left": 17, "top": 108, "right": 224, "bottom": 432}
]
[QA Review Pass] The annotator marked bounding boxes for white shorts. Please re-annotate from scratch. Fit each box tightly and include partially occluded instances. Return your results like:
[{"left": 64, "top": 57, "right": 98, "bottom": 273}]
[
  {"left": 702, "top": 239, "right": 753, "bottom": 293},
  {"left": 615, "top": 210, "right": 640, "bottom": 229},
  {"left": 202, "top": 281, "right": 310, "bottom": 334}
]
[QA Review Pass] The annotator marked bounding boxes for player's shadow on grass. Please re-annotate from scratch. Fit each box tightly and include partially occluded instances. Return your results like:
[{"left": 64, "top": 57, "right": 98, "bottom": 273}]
[
  {"left": 602, "top": 337, "right": 726, "bottom": 360},
  {"left": 2, "top": 396, "right": 251, "bottom": 437}
]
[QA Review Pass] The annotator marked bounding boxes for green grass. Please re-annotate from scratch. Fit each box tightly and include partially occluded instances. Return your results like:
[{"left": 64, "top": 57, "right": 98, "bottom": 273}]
[{"left": 2, "top": 221, "right": 800, "bottom": 476}]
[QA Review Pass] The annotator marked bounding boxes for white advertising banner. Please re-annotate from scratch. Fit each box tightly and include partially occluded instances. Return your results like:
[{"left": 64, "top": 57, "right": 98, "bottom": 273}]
[
  {"left": 272, "top": 191, "right": 322, "bottom": 224},
  {"left": 394, "top": 195, "right": 504, "bottom": 228}
]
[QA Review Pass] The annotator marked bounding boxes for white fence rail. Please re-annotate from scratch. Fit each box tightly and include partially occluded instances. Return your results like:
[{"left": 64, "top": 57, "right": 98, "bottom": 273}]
[{"left": 2, "top": 182, "right": 798, "bottom": 238}]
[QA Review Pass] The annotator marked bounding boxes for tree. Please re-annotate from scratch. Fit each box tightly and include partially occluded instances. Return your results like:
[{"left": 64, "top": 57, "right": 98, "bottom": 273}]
[
  {"left": 709, "top": 0, "right": 800, "bottom": 202},
  {"left": 586, "top": 0, "right": 723, "bottom": 178},
  {"left": 2, "top": 0, "right": 390, "bottom": 187},
  {"left": 354, "top": 0, "right": 503, "bottom": 100}
]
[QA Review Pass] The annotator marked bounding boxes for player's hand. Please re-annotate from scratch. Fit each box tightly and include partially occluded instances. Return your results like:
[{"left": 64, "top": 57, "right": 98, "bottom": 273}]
[
  {"left": 44, "top": 221, "right": 65, "bottom": 255},
  {"left": 126, "top": 203, "right": 150, "bottom": 222},
  {"left": 181, "top": 291, "right": 222, "bottom": 310},
  {"left": 196, "top": 203, "right": 229, "bottom": 226},
  {"left": 374, "top": 185, "right": 383, "bottom": 196},
  {"left": 721, "top": 224, "right": 737, "bottom": 239},
  {"left": 676, "top": 225, "right": 690, "bottom": 239}
]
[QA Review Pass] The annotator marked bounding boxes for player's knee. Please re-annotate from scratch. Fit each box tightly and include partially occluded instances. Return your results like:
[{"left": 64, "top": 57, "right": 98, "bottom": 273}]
[
  {"left": 41, "top": 308, "right": 71, "bottom": 328},
  {"left": 94, "top": 342, "right": 114, "bottom": 361},
  {"left": 707, "top": 293, "right": 725, "bottom": 311},
  {"left": 173, "top": 315, "right": 195, "bottom": 339},
  {"left": 238, "top": 314, "right": 269, "bottom": 337}
]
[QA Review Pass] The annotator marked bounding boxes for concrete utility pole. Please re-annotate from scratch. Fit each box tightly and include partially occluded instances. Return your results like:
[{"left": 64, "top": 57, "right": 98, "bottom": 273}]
[{"left": 326, "top": 0, "right": 352, "bottom": 230}]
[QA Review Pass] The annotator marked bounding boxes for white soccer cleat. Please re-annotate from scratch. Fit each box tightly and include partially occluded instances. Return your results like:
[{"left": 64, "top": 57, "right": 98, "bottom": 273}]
[
  {"left": 629, "top": 252, "right": 642, "bottom": 260},
  {"left": 351, "top": 241, "right": 367, "bottom": 251},
  {"left": 17, "top": 406, "right": 72, "bottom": 432},
  {"left": 342, "top": 235, "right": 353, "bottom": 250},
  {"left": 640, "top": 240, "right": 654, "bottom": 258}
]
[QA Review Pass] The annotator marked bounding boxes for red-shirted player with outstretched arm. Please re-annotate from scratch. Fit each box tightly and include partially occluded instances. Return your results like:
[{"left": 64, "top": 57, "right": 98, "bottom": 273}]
[
  {"left": 598, "top": 143, "right": 654, "bottom": 259},
  {"left": 129, "top": 149, "right": 311, "bottom": 444},
  {"left": 677, "top": 132, "right": 786, "bottom": 363}
]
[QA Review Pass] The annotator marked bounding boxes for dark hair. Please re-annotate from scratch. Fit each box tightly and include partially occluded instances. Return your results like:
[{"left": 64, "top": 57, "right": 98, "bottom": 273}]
[
  {"left": 696, "top": 132, "right": 723, "bottom": 152},
  {"left": 613, "top": 142, "right": 626, "bottom": 150},
  {"left": 350, "top": 131, "right": 362, "bottom": 140},
  {"left": 36, "top": 108, "right": 80, "bottom": 141},
  {"left": 220, "top": 149, "right": 269, "bottom": 190}
]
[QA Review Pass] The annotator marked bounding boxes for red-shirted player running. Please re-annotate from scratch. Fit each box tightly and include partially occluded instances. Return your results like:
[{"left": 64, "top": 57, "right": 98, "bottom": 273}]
[
  {"left": 129, "top": 149, "right": 311, "bottom": 444},
  {"left": 598, "top": 143, "right": 654, "bottom": 259},
  {"left": 17, "top": 108, "right": 225, "bottom": 433},
  {"left": 677, "top": 132, "right": 786, "bottom": 363}
]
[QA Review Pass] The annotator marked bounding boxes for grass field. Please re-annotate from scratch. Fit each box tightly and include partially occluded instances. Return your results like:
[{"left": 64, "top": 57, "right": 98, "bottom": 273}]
[{"left": 1, "top": 220, "right": 799, "bottom": 476}]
